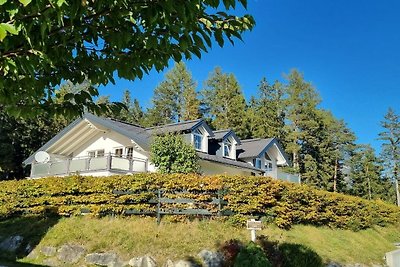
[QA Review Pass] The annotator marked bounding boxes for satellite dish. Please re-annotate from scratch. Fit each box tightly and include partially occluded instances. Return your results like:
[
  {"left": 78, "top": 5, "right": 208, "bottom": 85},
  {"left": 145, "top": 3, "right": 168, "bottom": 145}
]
[{"left": 34, "top": 151, "right": 51, "bottom": 163}]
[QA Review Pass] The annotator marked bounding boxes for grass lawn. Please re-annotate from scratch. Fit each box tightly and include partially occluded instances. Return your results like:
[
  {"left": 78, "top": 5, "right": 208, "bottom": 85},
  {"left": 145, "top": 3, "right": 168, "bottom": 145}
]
[{"left": 0, "top": 216, "right": 399, "bottom": 266}]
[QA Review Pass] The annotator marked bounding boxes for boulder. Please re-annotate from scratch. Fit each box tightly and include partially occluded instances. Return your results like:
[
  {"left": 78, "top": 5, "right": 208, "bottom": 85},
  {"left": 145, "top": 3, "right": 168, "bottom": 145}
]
[
  {"left": 41, "top": 246, "right": 57, "bottom": 257},
  {"left": 0, "top": 235, "right": 23, "bottom": 252},
  {"left": 85, "top": 252, "right": 124, "bottom": 267},
  {"left": 326, "top": 262, "right": 342, "bottom": 267},
  {"left": 26, "top": 249, "right": 39, "bottom": 260},
  {"left": 198, "top": 250, "right": 223, "bottom": 267},
  {"left": 163, "top": 259, "right": 175, "bottom": 267},
  {"left": 129, "top": 256, "right": 157, "bottom": 267},
  {"left": 57, "top": 244, "right": 86, "bottom": 264},
  {"left": 174, "top": 260, "right": 200, "bottom": 267}
]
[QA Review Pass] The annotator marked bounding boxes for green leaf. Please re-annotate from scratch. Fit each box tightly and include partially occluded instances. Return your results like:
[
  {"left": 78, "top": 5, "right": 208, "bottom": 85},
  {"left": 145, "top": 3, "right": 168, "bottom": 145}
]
[
  {"left": 1, "top": 23, "right": 19, "bottom": 35},
  {"left": 18, "top": 0, "right": 31, "bottom": 6},
  {"left": 0, "top": 26, "right": 7, "bottom": 41},
  {"left": 0, "top": 0, "right": 7, "bottom": 5}
]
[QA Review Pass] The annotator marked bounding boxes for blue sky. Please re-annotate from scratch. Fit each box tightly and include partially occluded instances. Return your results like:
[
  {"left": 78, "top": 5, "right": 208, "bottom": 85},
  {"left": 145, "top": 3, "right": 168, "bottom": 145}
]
[{"left": 99, "top": 0, "right": 400, "bottom": 152}]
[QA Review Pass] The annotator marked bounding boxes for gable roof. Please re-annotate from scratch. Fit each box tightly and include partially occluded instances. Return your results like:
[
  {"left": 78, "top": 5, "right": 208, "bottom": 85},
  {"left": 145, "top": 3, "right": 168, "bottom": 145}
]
[
  {"left": 212, "top": 129, "right": 241, "bottom": 144},
  {"left": 236, "top": 138, "right": 290, "bottom": 166},
  {"left": 23, "top": 113, "right": 152, "bottom": 165},
  {"left": 237, "top": 138, "right": 275, "bottom": 159},
  {"left": 145, "top": 119, "right": 214, "bottom": 137}
]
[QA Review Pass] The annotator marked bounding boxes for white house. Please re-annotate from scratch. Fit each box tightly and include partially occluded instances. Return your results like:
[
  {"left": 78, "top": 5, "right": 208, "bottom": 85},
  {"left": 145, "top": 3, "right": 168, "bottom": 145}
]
[{"left": 23, "top": 113, "right": 300, "bottom": 183}]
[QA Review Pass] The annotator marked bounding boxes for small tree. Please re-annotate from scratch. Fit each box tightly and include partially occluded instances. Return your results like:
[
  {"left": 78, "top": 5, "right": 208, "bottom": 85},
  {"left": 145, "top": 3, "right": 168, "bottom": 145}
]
[{"left": 150, "top": 134, "right": 200, "bottom": 174}]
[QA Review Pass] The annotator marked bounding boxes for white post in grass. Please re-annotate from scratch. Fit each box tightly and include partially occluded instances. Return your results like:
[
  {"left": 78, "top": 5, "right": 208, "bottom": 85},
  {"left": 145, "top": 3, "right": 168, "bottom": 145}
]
[{"left": 247, "top": 219, "right": 262, "bottom": 242}]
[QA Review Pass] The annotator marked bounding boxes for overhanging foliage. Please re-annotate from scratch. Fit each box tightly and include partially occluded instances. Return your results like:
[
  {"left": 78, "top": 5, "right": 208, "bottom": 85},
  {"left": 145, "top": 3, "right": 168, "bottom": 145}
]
[{"left": 0, "top": 0, "right": 254, "bottom": 116}]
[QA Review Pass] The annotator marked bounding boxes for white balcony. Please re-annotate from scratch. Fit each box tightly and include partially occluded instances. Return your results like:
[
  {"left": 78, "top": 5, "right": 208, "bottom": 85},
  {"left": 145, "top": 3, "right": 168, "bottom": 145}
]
[
  {"left": 265, "top": 168, "right": 300, "bottom": 183},
  {"left": 30, "top": 154, "right": 148, "bottom": 178}
]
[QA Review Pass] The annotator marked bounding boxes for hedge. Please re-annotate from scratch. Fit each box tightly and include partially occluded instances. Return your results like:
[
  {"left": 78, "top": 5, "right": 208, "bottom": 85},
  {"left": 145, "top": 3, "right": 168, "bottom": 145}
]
[{"left": 0, "top": 174, "right": 399, "bottom": 230}]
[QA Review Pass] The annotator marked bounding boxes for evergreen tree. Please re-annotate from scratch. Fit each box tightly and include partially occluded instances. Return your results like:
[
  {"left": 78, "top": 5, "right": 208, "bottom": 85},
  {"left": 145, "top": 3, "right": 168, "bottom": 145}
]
[
  {"left": 283, "top": 69, "right": 321, "bottom": 176},
  {"left": 317, "top": 110, "right": 355, "bottom": 192},
  {"left": 146, "top": 62, "right": 200, "bottom": 126},
  {"left": 243, "top": 97, "right": 259, "bottom": 139},
  {"left": 378, "top": 108, "right": 400, "bottom": 206},
  {"left": 201, "top": 67, "right": 247, "bottom": 137},
  {"left": 247, "top": 78, "right": 286, "bottom": 141},
  {"left": 347, "top": 145, "right": 387, "bottom": 200},
  {"left": 115, "top": 90, "right": 145, "bottom": 125}
]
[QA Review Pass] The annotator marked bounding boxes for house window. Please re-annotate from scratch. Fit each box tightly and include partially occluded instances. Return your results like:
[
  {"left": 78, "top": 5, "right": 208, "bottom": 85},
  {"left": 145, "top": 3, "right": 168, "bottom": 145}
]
[
  {"left": 115, "top": 148, "right": 123, "bottom": 157},
  {"left": 253, "top": 158, "right": 262, "bottom": 169},
  {"left": 97, "top": 149, "right": 105, "bottom": 157},
  {"left": 194, "top": 133, "right": 202, "bottom": 151},
  {"left": 88, "top": 149, "right": 105, "bottom": 158},
  {"left": 126, "top": 147, "right": 133, "bottom": 159},
  {"left": 265, "top": 161, "right": 273, "bottom": 171},
  {"left": 223, "top": 140, "right": 231, "bottom": 157}
]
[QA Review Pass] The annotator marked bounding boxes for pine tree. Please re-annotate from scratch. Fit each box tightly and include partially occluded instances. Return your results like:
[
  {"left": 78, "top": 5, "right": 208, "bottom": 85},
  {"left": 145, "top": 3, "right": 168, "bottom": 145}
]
[
  {"left": 315, "top": 110, "right": 355, "bottom": 191},
  {"left": 243, "top": 97, "right": 259, "bottom": 139},
  {"left": 201, "top": 67, "right": 247, "bottom": 137},
  {"left": 146, "top": 62, "right": 200, "bottom": 126},
  {"left": 347, "top": 145, "right": 386, "bottom": 200},
  {"left": 283, "top": 69, "right": 321, "bottom": 175},
  {"left": 248, "top": 78, "right": 286, "bottom": 141},
  {"left": 378, "top": 108, "right": 400, "bottom": 206},
  {"left": 115, "top": 90, "right": 145, "bottom": 125}
]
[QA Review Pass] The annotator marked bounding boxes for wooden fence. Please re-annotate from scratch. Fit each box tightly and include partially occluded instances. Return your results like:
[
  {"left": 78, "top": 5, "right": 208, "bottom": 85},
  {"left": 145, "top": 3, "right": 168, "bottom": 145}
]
[{"left": 81, "top": 189, "right": 232, "bottom": 225}]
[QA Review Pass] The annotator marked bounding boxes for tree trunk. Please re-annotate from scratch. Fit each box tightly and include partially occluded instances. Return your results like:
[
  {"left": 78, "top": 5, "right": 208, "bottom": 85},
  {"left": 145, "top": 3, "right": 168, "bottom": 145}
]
[
  {"left": 366, "top": 165, "right": 372, "bottom": 200},
  {"left": 333, "top": 158, "right": 338, "bottom": 192},
  {"left": 394, "top": 163, "right": 400, "bottom": 207}
]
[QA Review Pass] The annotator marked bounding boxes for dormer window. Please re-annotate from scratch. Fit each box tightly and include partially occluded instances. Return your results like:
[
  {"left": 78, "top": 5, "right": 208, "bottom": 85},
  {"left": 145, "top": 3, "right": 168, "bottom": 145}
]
[
  {"left": 193, "top": 130, "right": 203, "bottom": 151},
  {"left": 253, "top": 158, "right": 262, "bottom": 169},
  {"left": 223, "top": 140, "right": 232, "bottom": 157}
]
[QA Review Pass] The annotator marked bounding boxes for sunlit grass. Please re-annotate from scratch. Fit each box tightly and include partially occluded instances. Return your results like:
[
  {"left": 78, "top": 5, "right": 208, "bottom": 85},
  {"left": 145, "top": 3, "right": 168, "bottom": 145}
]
[{"left": 2, "top": 216, "right": 398, "bottom": 265}]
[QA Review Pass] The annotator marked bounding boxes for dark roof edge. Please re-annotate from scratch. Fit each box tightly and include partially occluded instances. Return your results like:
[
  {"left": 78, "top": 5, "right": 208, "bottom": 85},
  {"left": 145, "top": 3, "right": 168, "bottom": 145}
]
[
  {"left": 257, "top": 138, "right": 291, "bottom": 166},
  {"left": 197, "top": 153, "right": 264, "bottom": 173},
  {"left": 145, "top": 119, "right": 202, "bottom": 130}
]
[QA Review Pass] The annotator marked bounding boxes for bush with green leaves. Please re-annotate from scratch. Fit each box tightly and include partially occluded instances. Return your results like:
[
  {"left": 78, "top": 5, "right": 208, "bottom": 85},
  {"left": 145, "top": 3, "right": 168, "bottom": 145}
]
[
  {"left": 150, "top": 134, "right": 200, "bottom": 174},
  {"left": 233, "top": 242, "right": 271, "bottom": 267},
  {"left": 0, "top": 174, "right": 399, "bottom": 231}
]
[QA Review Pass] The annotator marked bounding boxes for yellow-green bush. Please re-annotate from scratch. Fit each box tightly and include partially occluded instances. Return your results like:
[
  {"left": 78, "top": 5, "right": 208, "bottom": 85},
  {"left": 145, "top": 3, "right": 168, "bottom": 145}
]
[{"left": 0, "top": 174, "right": 398, "bottom": 230}]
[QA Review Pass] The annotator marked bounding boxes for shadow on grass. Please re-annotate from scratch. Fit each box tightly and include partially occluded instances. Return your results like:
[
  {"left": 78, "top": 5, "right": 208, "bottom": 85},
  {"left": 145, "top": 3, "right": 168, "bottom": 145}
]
[
  {"left": 0, "top": 260, "right": 46, "bottom": 267},
  {"left": 217, "top": 235, "right": 324, "bottom": 267},
  {"left": 0, "top": 212, "right": 60, "bottom": 264}
]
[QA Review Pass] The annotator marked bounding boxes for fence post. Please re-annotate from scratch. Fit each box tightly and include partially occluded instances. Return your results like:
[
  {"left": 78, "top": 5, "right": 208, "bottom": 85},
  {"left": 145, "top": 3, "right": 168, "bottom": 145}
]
[
  {"left": 217, "top": 189, "right": 222, "bottom": 217},
  {"left": 157, "top": 189, "right": 161, "bottom": 225}
]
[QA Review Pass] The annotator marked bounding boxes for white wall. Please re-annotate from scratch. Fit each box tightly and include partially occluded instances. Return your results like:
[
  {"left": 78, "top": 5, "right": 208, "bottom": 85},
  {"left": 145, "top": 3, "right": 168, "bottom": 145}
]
[{"left": 74, "top": 131, "right": 147, "bottom": 160}]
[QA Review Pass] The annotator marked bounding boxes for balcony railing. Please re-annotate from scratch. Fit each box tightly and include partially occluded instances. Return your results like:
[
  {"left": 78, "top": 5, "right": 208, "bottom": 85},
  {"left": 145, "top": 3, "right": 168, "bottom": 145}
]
[
  {"left": 265, "top": 169, "right": 301, "bottom": 183},
  {"left": 30, "top": 154, "right": 148, "bottom": 178}
]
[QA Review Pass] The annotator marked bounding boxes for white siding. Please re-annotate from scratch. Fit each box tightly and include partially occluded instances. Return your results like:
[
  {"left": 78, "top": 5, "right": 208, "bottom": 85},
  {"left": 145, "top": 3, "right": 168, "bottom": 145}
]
[{"left": 74, "top": 131, "right": 147, "bottom": 160}]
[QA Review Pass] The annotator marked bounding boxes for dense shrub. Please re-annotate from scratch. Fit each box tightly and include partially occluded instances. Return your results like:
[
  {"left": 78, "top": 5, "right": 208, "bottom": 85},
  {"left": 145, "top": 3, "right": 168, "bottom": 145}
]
[
  {"left": 0, "top": 174, "right": 399, "bottom": 230},
  {"left": 233, "top": 242, "right": 271, "bottom": 267}
]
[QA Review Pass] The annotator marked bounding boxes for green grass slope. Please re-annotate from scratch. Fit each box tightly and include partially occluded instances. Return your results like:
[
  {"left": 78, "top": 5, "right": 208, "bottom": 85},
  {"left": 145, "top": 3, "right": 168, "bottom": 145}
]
[{"left": 1, "top": 216, "right": 399, "bottom": 266}]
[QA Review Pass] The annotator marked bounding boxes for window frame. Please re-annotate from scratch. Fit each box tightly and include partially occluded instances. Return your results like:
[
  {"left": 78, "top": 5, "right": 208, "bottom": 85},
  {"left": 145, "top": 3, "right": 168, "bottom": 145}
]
[
  {"left": 223, "top": 139, "right": 232, "bottom": 158},
  {"left": 88, "top": 149, "right": 105, "bottom": 158},
  {"left": 114, "top": 148, "right": 123, "bottom": 158},
  {"left": 126, "top": 147, "right": 133, "bottom": 159},
  {"left": 193, "top": 132, "right": 203, "bottom": 151},
  {"left": 254, "top": 158, "right": 262, "bottom": 169}
]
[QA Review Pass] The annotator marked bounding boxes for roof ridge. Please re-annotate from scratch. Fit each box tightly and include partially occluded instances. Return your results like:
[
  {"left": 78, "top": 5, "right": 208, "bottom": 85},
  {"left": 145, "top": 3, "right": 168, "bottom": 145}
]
[
  {"left": 213, "top": 129, "right": 231, "bottom": 133},
  {"left": 146, "top": 118, "right": 203, "bottom": 130},
  {"left": 106, "top": 117, "right": 145, "bottom": 128},
  {"left": 241, "top": 138, "right": 262, "bottom": 142}
]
